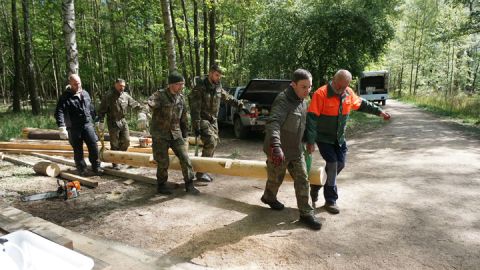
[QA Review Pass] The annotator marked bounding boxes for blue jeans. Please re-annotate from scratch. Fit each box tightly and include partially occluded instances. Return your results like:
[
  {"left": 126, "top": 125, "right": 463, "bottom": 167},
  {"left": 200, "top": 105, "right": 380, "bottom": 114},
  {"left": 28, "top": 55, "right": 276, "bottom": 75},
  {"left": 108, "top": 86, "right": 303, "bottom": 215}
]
[{"left": 317, "top": 142, "right": 347, "bottom": 204}]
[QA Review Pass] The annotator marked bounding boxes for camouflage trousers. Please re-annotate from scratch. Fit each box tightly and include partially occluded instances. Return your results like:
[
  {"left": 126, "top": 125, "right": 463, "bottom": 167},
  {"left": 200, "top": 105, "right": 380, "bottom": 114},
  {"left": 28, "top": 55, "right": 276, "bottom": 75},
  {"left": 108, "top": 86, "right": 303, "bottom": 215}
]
[
  {"left": 263, "top": 157, "right": 314, "bottom": 217},
  {"left": 152, "top": 136, "right": 194, "bottom": 185},
  {"left": 108, "top": 125, "right": 130, "bottom": 151},
  {"left": 199, "top": 119, "right": 219, "bottom": 158}
]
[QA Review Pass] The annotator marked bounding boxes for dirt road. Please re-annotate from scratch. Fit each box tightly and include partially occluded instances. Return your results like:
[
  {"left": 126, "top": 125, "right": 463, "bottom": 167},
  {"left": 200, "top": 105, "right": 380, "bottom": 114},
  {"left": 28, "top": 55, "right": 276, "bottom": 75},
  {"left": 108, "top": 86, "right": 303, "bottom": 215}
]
[{"left": 2, "top": 100, "right": 480, "bottom": 269}]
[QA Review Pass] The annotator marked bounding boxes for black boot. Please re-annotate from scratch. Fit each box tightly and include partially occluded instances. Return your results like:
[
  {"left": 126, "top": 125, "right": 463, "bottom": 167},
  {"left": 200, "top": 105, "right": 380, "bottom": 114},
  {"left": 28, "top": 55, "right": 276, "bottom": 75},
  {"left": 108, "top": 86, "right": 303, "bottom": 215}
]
[
  {"left": 157, "top": 183, "right": 173, "bottom": 195},
  {"left": 185, "top": 181, "right": 200, "bottom": 195},
  {"left": 299, "top": 215, "right": 322, "bottom": 230}
]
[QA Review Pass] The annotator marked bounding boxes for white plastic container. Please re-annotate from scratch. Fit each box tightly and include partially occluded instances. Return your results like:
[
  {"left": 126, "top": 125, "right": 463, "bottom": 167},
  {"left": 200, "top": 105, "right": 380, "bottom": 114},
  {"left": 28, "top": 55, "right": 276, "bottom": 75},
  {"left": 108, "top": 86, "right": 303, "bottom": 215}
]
[{"left": 0, "top": 230, "right": 94, "bottom": 270}]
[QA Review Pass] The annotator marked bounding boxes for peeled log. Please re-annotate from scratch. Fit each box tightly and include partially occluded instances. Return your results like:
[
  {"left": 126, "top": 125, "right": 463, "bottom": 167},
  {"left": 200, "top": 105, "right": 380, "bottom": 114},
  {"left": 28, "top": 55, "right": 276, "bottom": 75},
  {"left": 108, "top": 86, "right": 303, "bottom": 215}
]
[
  {"left": 100, "top": 150, "right": 326, "bottom": 185},
  {"left": 21, "top": 127, "right": 140, "bottom": 143},
  {"left": 33, "top": 161, "right": 61, "bottom": 177},
  {"left": 59, "top": 172, "right": 98, "bottom": 188}
]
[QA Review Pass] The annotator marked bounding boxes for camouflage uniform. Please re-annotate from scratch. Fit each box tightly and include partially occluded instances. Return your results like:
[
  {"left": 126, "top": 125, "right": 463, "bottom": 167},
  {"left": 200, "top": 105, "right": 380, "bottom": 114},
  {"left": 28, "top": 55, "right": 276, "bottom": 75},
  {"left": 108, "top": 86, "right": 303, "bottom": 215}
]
[
  {"left": 262, "top": 86, "right": 314, "bottom": 217},
  {"left": 189, "top": 77, "right": 242, "bottom": 178},
  {"left": 147, "top": 88, "right": 194, "bottom": 185},
  {"left": 97, "top": 88, "right": 146, "bottom": 151}
]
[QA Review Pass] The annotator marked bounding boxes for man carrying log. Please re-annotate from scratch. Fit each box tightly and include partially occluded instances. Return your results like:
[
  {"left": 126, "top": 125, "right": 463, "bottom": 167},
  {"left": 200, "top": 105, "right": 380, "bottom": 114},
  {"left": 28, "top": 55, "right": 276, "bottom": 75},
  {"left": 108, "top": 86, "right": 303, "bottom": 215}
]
[
  {"left": 147, "top": 71, "right": 199, "bottom": 195},
  {"left": 55, "top": 74, "right": 102, "bottom": 176},
  {"left": 188, "top": 64, "right": 244, "bottom": 182},
  {"left": 260, "top": 69, "right": 322, "bottom": 230},
  {"left": 96, "top": 78, "right": 148, "bottom": 169}
]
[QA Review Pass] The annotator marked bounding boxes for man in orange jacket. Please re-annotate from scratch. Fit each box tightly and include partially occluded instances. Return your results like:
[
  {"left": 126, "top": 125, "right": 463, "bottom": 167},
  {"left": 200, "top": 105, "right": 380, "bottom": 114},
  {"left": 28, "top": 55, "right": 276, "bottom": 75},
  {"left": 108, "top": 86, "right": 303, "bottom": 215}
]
[{"left": 306, "top": 69, "right": 391, "bottom": 214}]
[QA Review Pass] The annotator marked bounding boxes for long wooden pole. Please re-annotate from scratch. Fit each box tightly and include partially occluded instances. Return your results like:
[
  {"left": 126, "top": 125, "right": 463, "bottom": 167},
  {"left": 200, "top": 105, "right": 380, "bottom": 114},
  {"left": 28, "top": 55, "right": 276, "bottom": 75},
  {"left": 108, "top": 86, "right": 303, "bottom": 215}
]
[{"left": 100, "top": 150, "right": 326, "bottom": 185}]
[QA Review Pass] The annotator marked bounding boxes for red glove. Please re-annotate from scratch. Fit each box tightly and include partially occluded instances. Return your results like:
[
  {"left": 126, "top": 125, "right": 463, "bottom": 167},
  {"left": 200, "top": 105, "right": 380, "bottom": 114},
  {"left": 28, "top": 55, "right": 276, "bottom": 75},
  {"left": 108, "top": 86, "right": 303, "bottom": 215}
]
[{"left": 270, "top": 145, "right": 285, "bottom": 166}]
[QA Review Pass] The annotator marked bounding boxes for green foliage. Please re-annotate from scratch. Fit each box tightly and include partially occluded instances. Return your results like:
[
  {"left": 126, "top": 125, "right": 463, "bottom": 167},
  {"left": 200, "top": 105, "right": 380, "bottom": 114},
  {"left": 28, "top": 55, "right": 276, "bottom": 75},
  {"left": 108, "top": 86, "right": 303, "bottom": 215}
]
[
  {"left": 246, "top": 0, "right": 397, "bottom": 85},
  {"left": 0, "top": 105, "right": 57, "bottom": 141}
]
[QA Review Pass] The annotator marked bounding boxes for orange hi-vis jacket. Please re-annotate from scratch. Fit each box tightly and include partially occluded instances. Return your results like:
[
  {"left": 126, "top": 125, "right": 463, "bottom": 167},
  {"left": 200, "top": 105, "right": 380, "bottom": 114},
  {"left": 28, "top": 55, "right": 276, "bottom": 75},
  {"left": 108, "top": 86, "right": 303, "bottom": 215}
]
[{"left": 306, "top": 83, "right": 382, "bottom": 145}]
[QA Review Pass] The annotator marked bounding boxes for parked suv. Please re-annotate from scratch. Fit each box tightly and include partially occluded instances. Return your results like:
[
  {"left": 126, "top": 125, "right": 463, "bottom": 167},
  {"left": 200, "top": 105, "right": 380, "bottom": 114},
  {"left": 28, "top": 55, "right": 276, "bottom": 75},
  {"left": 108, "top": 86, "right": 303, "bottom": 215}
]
[{"left": 218, "top": 79, "right": 291, "bottom": 139}]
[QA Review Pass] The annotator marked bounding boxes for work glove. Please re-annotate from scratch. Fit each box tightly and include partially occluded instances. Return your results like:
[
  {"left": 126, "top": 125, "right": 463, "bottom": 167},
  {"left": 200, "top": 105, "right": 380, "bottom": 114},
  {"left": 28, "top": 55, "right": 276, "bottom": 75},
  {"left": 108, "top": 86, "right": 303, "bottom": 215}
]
[
  {"left": 59, "top": 126, "right": 68, "bottom": 140},
  {"left": 137, "top": 113, "right": 148, "bottom": 130},
  {"left": 270, "top": 144, "right": 285, "bottom": 167},
  {"left": 95, "top": 122, "right": 105, "bottom": 132}
]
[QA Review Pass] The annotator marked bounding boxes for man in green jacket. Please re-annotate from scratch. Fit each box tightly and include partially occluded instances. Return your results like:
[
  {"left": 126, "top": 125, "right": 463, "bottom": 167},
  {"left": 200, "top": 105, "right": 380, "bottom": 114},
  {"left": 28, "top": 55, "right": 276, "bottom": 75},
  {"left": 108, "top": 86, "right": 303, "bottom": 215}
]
[
  {"left": 189, "top": 64, "right": 243, "bottom": 182},
  {"left": 261, "top": 69, "right": 322, "bottom": 230},
  {"left": 147, "top": 72, "right": 199, "bottom": 195},
  {"left": 306, "top": 69, "right": 391, "bottom": 214},
  {"left": 96, "top": 79, "right": 148, "bottom": 169}
]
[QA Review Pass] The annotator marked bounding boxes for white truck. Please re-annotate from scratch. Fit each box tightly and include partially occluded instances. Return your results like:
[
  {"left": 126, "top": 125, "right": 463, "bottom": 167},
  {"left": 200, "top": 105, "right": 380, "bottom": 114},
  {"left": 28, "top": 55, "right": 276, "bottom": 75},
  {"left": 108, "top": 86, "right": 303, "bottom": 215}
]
[{"left": 357, "top": 70, "right": 389, "bottom": 106}]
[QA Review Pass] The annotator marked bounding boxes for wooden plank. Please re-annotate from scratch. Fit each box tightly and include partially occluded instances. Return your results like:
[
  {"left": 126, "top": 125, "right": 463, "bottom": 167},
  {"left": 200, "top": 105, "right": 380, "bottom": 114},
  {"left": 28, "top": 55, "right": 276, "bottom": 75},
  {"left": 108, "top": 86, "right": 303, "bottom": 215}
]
[
  {"left": 1, "top": 154, "right": 35, "bottom": 166},
  {"left": 59, "top": 171, "right": 99, "bottom": 188}
]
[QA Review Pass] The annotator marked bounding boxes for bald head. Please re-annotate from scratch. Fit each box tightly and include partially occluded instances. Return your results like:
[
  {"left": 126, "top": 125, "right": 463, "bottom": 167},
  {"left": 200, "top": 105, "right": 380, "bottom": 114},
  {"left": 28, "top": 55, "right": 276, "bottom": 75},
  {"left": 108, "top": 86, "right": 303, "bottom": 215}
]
[
  {"left": 333, "top": 69, "right": 352, "bottom": 82},
  {"left": 331, "top": 69, "right": 352, "bottom": 95},
  {"left": 68, "top": 74, "right": 82, "bottom": 93}
]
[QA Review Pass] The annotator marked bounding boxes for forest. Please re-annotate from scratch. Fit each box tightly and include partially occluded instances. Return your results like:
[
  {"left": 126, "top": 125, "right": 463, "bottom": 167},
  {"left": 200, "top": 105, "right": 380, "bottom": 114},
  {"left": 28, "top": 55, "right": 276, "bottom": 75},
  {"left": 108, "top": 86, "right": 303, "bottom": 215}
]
[{"left": 0, "top": 0, "right": 478, "bottom": 116}]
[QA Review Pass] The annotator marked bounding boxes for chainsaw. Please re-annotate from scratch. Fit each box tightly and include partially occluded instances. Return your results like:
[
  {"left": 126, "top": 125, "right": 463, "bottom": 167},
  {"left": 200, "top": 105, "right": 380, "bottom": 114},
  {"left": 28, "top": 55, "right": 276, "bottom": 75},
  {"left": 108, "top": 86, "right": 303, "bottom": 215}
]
[{"left": 21, "top": 180, "right": 81, "bottom": 202}]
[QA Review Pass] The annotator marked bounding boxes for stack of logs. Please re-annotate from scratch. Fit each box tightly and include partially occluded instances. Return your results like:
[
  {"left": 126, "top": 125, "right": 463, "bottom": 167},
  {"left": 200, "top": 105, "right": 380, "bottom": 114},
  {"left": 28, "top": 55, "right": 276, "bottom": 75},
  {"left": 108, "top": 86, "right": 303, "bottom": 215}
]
[{"left": 0, "top": 127, "right": 325, "bottom": 185}]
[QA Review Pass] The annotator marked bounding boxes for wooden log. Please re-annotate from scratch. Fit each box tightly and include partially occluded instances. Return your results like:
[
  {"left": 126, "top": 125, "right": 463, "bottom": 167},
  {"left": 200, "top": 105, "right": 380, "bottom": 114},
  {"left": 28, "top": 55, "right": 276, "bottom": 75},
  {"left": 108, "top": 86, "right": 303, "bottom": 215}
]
[
  {"left": 1, "top": 154, "right": 35, "bottom": 167},
  {"left": 30, "top": 153, "right": 157, "bottom": 185},
  {"left": 100, "top": 150, "right": 326, "bottom": 185},
  {"left": 0, "top": 149, "right": 75, "bottom": 157},
  {"left": 59, "top": 171, "right": 98, "bottom": 188},
  {"left": 187, "top": 136, "right": 203, "bottom": 146},
  {"left": 33, "top": 161, "right": 61, "bottom": 177},
  {"left": 21, "top": 127, "right": 140, "bottom": 143},
  {"left": 0, "top": 141, "right": 184, "bottom": 155}
]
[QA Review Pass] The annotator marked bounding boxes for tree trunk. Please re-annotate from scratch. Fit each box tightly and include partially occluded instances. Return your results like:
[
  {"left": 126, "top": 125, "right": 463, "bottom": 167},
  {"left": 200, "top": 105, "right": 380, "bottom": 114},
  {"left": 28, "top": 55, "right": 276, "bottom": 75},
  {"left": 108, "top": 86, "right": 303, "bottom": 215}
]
[
  {"left": 208, "top": 0, "right": 216, "bottom": 66},
  {"left": 11, "top": 0, "right": 21, "bottom": 112},
  {"left": 62, "top": 0, "right": 79, "bottom": 76},
  {"left": 180, "top": 0, "right": 195, "bottom": 86},
  {"left": 408, "top": 16, "right": 418, "bottom": 95},
  {"left": 48, "top": 22, "right": 60, "bottom": 100},
  {"left": 169, "top": 1, "right": 188, "bottom": 80},
  {"left": 160, "top": 0, "right": 177, "bottom": 71},
  {"left": 193, "top": 0, "right": 201, "bottom": 77},
  {"left": 413, "top": 12, "right": 427, "bottom": 96},
  {"left": 203, "top": 0, "right": 208, "bottom": 74},
  {"left": 22, "top": 0, "right": 41, "bottom": 115}
]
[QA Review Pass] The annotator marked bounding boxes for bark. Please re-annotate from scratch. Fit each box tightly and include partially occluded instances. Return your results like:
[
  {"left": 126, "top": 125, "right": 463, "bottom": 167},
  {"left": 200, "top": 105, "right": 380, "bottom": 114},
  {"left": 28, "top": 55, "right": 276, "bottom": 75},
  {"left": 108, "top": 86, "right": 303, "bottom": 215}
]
[
  {"left": 169, "top": 1, "right": 188, "bottom": 80},
  {"left": 22, "top": 0, "right": 41, "bottom": 115},
  {"left": 208, "top": 0, "right": 216, "bottom": 67},
  {"left": 180, "top": 0, "right": 195, "bottom": 86},
  {"left": 62, "top": 0, "right": 79, "bottom": 76},
  {"left": 193, "top": 0, "right": 201, "bottom": 77},
  {"left": 203, "top": 0, "right": 208, "bottom": 74},
  {"left": 408, "top": 15, "right": 418, "bottom": 95},
  {"left": 11, "top": 0, "right": 21, "bottom": 112},
  {"left": 160, "top": 0, "right": 177, "bottom": 71}
]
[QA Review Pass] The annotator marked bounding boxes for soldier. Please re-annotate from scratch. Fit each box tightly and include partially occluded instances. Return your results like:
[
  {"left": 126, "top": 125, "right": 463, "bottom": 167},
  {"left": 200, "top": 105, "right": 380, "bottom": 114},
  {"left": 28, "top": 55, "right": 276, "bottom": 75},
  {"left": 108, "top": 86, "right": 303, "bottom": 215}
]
[
  {"left": 147, "top": 71, "right": 199, "bottom": 195},
  {"left": 55, "top": 74, "right": 102, "bottom": 176},
  {"left": 189, "top": 64, "right": 243, "bottom": 182},
  {"left": 96, "top": 79, "right": 148, "bottom": 169},
  {"left": 306, "top": 69, "right": 391, "bottom": 214},
  {"left": 260, "top": 69, "right": 322, "bottom": 230}
]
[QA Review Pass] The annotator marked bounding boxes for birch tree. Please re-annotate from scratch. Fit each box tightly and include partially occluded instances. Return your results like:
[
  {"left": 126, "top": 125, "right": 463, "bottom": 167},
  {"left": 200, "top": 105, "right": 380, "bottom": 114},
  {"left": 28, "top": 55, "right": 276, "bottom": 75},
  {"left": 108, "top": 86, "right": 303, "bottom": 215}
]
[{"left": 62, "top": 0, "right": 79, "bottom": 76}]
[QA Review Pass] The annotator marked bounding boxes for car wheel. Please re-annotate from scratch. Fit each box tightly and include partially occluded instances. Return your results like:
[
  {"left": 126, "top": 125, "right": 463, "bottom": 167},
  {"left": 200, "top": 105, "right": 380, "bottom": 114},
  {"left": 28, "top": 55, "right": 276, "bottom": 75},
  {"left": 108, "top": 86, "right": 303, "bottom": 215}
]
[{"left": 234, "top": 117, "right": 249, "bottom": 139}]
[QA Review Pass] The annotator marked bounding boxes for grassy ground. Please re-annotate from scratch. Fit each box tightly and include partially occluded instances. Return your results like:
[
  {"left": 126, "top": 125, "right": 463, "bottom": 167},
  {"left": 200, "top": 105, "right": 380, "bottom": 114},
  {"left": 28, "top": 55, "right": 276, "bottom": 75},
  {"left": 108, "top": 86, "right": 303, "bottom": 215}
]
[{"left": 397, "top": 93, "right": 480, "bottom": 125}]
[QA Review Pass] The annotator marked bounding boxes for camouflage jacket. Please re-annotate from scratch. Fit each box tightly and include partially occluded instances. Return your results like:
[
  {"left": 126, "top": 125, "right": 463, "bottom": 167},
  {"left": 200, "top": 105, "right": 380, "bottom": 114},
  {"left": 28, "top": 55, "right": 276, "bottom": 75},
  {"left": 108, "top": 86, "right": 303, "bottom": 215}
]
[
  {"left": 97, "top": 88, "right": 146, "bottom": 129},
  {"left": 147, "top": 88, "right": 188, "bottom": 140},
  {"left": 263, "top": 86, "right": 307, "bottom": 160},
  {"left": 189, "top": 77, "right": 241, "bottom": 130}
]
